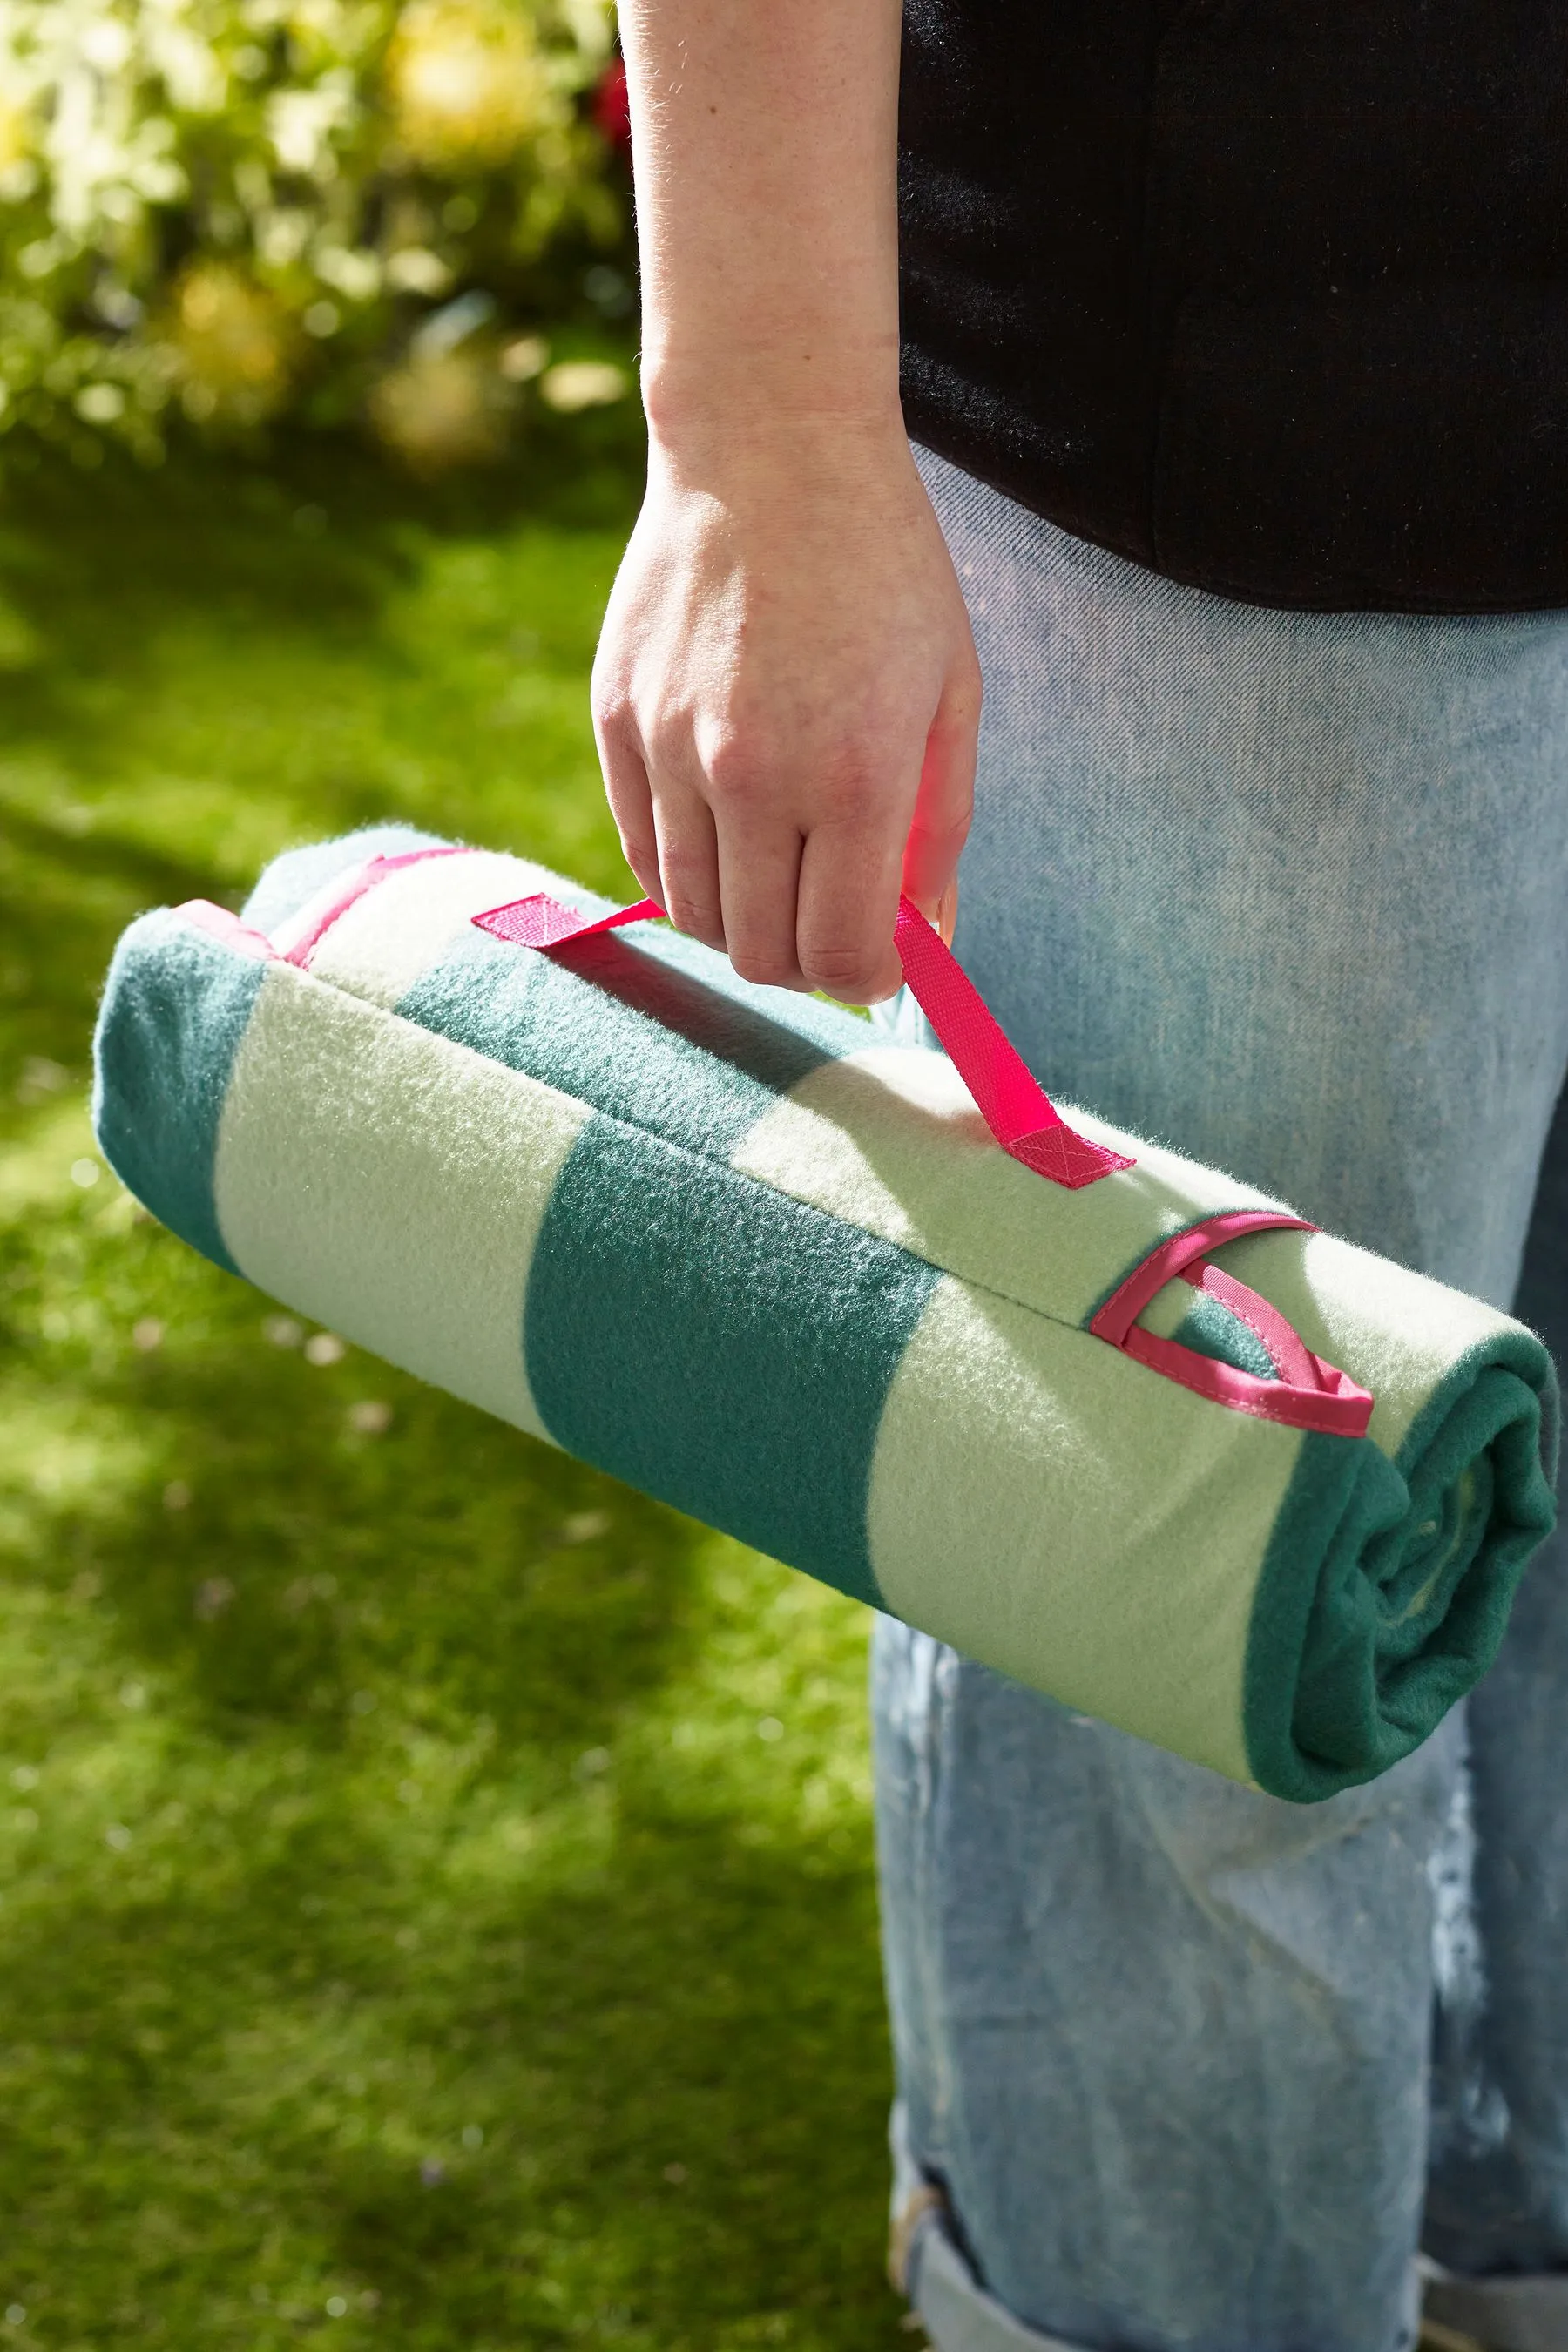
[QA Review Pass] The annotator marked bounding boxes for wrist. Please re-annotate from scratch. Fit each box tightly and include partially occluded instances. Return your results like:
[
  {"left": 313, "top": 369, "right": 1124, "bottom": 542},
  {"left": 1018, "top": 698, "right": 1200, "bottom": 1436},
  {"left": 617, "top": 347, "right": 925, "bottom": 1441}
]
[
  {"left": 645, "top": 406, "right": 916, "bottom": 516},
  {"left": 641, "top": 335, "right": 902, "bottom": 456}
]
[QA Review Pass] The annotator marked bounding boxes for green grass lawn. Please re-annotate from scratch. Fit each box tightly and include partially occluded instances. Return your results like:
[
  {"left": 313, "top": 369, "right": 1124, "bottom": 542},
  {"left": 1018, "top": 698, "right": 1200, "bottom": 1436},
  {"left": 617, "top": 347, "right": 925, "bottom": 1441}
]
[{"left": 0, "top": 443, "right": 907, "bottom": 2349}]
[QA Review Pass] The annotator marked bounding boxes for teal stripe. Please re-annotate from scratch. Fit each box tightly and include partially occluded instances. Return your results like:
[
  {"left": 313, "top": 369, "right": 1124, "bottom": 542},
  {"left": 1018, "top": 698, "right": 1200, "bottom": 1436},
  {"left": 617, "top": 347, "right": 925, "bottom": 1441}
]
[
  {"left": 91, "top": 912, "right": 267, "bottom": 1274},
  {"left": 524, "top": 1117, "right": 940, "bottom": 1605},
  {"left": 1173, "top": 1289, "right": 1279, "bottom": 1382},
  {"left": 398, "top": 922, "right": 868, "bottom": 1159}
]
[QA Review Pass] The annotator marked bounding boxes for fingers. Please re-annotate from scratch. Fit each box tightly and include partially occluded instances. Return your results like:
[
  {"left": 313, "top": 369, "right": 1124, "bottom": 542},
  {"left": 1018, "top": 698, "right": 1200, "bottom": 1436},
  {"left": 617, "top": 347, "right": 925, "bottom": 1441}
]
[
  {"left": 715, "top": 814, "right": 807, "bottom": 989},
  {"left": 788, "top": 656, "right": 977, "bottom": 1004},
  {"left": 596, "top": 672, "right": 975, "bottom": 1004},
  {"left": 796, "top": 811, "right": 905, "bottom": 1003},
  {"left": 901, "top": 656, "right": 980, "bottom": 922},
  {"left": 595, "top": 695, "right": 725, "bottom": 945},
  {"left": 602, "top": 722, "right": 945, "bottom": 1004},
  {"left": 649, "top": 774, "right": 726, "bottom": 950},
  {"left": 595, "top": 720, "right": 665, "bottom": 909}
]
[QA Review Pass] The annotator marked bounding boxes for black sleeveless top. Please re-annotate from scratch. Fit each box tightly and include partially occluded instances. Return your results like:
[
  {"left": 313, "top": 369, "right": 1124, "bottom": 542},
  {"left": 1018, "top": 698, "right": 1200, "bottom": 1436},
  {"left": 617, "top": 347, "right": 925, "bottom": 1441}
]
[{"left": 898, "top": 1, "right": 1568, "bottom": 612}]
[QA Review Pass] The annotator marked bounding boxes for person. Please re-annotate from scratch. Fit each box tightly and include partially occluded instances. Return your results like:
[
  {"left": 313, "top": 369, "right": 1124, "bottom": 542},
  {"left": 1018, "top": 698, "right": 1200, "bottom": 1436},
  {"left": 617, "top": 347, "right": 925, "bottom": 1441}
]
[{"left": 590, "top": 6, "right": 1568, "bottom": 2349}]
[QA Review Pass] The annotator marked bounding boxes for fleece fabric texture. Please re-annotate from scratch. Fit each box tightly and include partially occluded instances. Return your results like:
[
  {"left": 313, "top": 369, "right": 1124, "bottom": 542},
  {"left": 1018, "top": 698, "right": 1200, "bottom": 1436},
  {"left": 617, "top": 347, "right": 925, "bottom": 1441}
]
[{"left": 91, "top": 829, "right": 1560, "bottom": 1801}]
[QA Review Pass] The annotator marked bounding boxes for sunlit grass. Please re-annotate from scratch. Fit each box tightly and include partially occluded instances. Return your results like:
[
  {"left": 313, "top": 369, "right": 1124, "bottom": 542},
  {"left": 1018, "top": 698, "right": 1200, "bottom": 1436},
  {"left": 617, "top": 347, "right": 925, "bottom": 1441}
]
[{"left": 0, "top": 442, "right": 902, "bottom": 2348}]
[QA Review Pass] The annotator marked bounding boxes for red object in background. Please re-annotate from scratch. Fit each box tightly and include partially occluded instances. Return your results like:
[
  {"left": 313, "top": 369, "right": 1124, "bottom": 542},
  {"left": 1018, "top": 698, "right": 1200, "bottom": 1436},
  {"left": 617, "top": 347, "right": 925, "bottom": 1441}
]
[{"left": 594, "top": 55, "right": 632, "bottom": 155}]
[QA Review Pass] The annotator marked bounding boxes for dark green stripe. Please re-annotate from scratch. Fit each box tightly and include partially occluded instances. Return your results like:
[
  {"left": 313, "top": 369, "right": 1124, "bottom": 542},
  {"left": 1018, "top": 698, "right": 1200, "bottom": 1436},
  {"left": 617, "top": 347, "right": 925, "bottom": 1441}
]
[
  {"left": 524, "top": 1117, "right": 941, "bottom": 1605},
  {"left": 1172, "top": 1289, "right": 1279, "bottom": 1382},
  {"left": 399, "top": 921, "right": 868, "bottom": 1159},
  {"left": 91, "top": 911, "right": 267, "bottom": 1274}
]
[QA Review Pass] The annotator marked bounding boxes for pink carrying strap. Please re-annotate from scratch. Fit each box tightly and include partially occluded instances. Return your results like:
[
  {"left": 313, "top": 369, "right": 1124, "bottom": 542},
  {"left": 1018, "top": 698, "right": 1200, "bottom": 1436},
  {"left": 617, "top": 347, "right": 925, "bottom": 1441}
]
[
  {"left": 176, "top": 847, "right": 478, "bottom": 970},
  {"left": 473, "top": 889, "right": 1132, "bottom": 1190},
  {"left": 177, "top": 858, "right": 1370, "bottom": 1438}
]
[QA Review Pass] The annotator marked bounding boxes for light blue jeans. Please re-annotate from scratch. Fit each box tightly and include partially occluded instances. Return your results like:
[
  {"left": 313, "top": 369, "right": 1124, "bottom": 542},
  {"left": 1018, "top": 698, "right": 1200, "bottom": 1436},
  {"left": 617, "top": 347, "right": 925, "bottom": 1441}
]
[{"left": 872, "top": 449, "right": 1568, "bottom": 2352}]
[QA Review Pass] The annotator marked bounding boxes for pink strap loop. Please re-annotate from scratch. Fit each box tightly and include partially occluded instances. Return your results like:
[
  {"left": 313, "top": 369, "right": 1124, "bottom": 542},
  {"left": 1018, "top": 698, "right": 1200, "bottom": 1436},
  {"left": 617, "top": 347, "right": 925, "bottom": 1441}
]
[
  {"left": 474, "top": 889, "right": 1132, "bottom": 1191},
  {"left": 1089, "top": 1211, "right": 1375, "bottom": 1438}
]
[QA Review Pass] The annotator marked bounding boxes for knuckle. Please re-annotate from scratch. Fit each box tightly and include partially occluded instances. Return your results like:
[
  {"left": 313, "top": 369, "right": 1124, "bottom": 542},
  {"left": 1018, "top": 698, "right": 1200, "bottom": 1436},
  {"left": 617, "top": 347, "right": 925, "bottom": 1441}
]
[
  {"left": 909, "top": 808, "right": 971, "bottom": 850},
  {"left": 642, "top": 711, "right": 693, "bottom": 774},
  {"left": 618, "top": 828, "right": 659, "bottom": 877},
  {"left": 671, "top": 913, "right": 727, "bottom": 951},
  {"left": 801, "top": 941, "right": 881, "bottom": 997},
  {"left": 703, "top": 729, "right": 778, "bottom": 807},
  {"left": 659, "top": 880, "right": 724, "bottom": 947},
  {"left": 808, "top": 751, "right": 882, "bottom": 816},
  {"left": 729, "top": 945, "right": 799, "bottom": 990},
  {"left": 663, "top": 886, "right": 720, "bottom": 931},
  {"left": 590, "top": 674, "right": 635, "bottom": 740},
  {"left": 656, "top": 841, "right": 717, "bottom": 902}
]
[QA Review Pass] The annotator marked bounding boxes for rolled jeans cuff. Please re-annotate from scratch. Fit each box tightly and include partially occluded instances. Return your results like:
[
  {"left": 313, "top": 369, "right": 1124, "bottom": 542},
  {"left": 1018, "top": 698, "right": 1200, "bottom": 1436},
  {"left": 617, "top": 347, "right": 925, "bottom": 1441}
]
[
  {"left": 1421, "top": 2258, "right": 1568, "bottom": 2352},
  {"left": 890, "top": 2103, "right": 1086, "bottom": 2352}
]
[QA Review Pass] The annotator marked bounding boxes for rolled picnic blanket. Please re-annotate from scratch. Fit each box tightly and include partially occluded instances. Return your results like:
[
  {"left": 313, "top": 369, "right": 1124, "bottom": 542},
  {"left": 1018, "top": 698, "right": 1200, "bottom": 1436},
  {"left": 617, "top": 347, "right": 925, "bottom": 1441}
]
[{"left": 92, "top": 826, "right": 1558, "bottom": 1801}]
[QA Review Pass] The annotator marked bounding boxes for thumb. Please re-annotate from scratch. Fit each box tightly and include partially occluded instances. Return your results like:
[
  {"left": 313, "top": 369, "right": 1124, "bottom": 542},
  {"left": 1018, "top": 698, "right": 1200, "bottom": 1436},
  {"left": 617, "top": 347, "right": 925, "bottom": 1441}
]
[{"left": 902, "top": 660, "right": 978, "bottom": 933}]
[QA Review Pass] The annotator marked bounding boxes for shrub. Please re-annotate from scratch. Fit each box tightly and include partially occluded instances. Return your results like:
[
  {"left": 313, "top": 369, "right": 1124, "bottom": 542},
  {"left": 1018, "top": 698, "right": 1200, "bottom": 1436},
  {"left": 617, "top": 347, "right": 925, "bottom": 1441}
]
[{"left": 0, "top": 0, "right": 633, "bottom": 467}]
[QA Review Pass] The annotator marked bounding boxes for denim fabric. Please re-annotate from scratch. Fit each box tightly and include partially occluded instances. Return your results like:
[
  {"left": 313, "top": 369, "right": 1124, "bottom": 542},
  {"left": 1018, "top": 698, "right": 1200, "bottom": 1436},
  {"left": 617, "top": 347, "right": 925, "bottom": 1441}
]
[{"left": 871, "top": 449, "right": 1568, "bottom": 2352}]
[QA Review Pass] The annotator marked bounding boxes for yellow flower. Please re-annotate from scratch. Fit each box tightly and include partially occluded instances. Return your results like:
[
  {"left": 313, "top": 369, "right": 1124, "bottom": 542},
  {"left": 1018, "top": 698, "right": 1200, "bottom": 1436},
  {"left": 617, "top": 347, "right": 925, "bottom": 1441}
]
[
  {"left": 0, "top": 92, "right": 33, "bottom": 177},
  {"left": 538, "top": 357, "right": 626, "bottom": 412},
  {"left": 168, "top": 262, "right": 294, "bottom": 424},
  {"left": 386, "top": 0, "right": 554, "bottom": 172},
  {"left": 368, "top": 346, "right": 515, "bottom": 471}
]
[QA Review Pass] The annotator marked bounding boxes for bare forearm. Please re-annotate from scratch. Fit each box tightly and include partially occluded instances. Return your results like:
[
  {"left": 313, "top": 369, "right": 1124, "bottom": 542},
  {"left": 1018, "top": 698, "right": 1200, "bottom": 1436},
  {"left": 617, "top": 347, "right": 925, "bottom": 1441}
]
[
  {"left": 621, "top": 0, "right": 904, "bottom": 434},
  {"left": 593, "top": 0, "right": 977, "bottom": 1004}
]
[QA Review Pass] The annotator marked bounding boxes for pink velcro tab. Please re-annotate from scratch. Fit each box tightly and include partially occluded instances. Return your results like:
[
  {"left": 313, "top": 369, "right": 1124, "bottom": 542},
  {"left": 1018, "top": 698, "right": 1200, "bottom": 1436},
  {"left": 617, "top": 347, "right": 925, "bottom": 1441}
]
[
  {"left": 1009, "top": 1124, "right": 1139, "bottom": 1189},
  {"left": 473, "top": 894, "right": 665, "bottom": 950}
]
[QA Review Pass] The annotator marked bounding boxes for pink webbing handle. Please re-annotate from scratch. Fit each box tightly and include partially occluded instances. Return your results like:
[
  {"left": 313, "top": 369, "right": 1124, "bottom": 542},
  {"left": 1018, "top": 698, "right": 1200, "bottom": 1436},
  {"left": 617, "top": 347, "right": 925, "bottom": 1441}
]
[
  {"left": 472, "top": 889, "right": 1132, "bottom": 1190},
  {"left": 891, "top": 897, "right": 1132, "bottom": 1187}
]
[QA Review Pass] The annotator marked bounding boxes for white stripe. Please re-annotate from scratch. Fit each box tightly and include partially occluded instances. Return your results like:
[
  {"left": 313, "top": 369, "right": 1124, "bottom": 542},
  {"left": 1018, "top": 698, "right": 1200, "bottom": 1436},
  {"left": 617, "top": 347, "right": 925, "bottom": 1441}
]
[
  {"left": 868, "top": 1274, "right": 1300, "bottom": 1784},
  {"left": 213, "top": 961, "right": 589, "bottom": 1438},
  {"left": 303, "top": 848, "right": 607, "bottom": 1010},
  {"left": 730, "top": 1044, "right": 1285, "bottom": 1329},
  {"left": 1209, "top": 1225, "right": 1526, "bottom": 1460}
]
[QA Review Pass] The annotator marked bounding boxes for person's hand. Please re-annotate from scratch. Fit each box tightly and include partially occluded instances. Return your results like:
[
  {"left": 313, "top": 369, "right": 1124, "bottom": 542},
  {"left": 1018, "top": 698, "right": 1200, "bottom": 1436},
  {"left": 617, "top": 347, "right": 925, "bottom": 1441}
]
[{"left": 591, "top": 412, "right": 980, "bottom": 1003}]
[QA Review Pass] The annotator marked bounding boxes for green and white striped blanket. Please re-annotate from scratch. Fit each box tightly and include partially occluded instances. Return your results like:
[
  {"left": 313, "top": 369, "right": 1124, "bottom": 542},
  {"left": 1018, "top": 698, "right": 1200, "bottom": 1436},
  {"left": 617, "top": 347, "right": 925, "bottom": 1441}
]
[{"left": 92, "top": 827, "right": 1558, "bottom": 1801}]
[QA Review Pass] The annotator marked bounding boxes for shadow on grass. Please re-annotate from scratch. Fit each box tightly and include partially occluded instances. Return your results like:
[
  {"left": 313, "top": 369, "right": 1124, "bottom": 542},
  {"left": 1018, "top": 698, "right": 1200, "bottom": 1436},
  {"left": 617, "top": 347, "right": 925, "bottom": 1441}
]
[
  {"left": 0, "top": 416, "right": 641, "bottom": 712},
  {"left": 0, "top": 1787, "right": 896, "bottom": 2346},
  {"left": 17, "top": 1215, "right": 705, "bottom": 1759},
  {"left": 1, "top": 1196, "right": 902, "bottom": 2344}
]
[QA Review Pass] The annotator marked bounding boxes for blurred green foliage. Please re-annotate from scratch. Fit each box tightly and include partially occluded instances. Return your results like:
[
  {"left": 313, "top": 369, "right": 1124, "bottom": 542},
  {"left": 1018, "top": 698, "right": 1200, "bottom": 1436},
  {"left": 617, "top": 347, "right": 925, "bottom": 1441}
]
[
  {"left": 0, "top": 443, "right": 906, "bottom": 2347},
  {"left": 0, "top": 0, "right": 633, "bottom": 469}
]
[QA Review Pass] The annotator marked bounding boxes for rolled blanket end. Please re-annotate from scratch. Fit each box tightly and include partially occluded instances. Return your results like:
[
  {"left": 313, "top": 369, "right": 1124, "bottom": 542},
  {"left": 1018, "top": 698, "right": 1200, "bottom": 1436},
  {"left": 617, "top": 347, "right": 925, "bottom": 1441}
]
[{"left": 1245, "top": 1336, "right": 1558, "bottom": 1802}]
